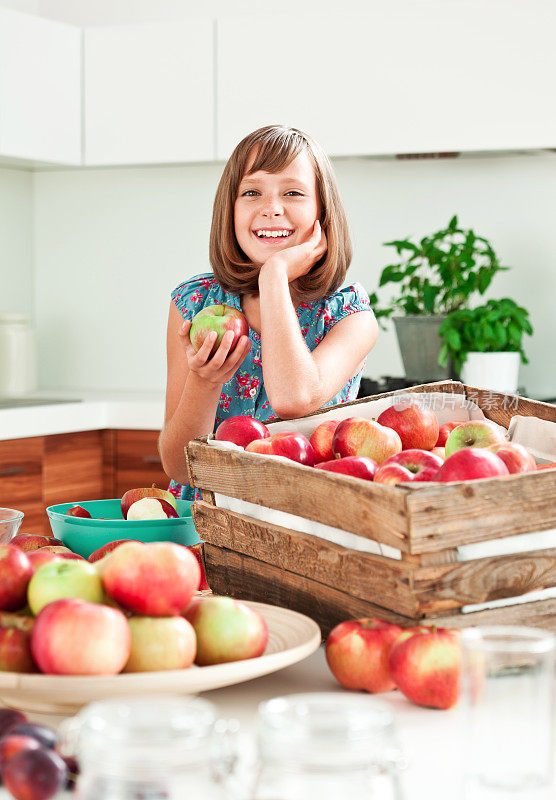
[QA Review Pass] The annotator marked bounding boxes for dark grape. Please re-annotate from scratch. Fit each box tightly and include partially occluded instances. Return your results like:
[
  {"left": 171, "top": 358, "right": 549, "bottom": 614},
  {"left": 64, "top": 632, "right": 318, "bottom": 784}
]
[
  {"left": 8, "top": 723, "right": 58, "bottom": 750},
  {"left": 60, "top": 754, "right": 79, "bottom": 790},
  {"left": 2, "top": 747, "right": 67, "bottom": 800},
  {"left": 0, "top": 708, "right": 27, "bottom": 738}
]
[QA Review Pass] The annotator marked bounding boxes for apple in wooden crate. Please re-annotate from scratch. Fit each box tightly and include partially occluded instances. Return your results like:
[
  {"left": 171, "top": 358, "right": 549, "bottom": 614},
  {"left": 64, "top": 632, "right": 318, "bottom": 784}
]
[
  {"left": 215, "top": 415, "right": 270, "bottom": 448},
  {"left": 377, "top": 398, "right": 439, "bottom": 451},
  {"left": 488, "top": 442, "right": 536, "bottom": 474},
  {"left": 315, "top": 455, "right": 378, "bottom": 481},
  {"left": 444, "top": 420, "right": 506, "bottom": 457},
  {"left": 27, "top": 559, "right": 104, "bottom": 615},
  {"left": 374, "top": 449, "right": 444, "bottom": 485},
  {"left": 388, "top": 626, "right": 461, "bottom": 710},
  {"left": 185, "top": 596, "right": 268, "bottom": 666},
  {"left": 0, "top": 545, "right": 33, "bottom": 612},
  {"left": 435, "top": 448, "right": 510, "bottom": 482},
  {"left": 309, "top": 420, "right": 340, "bottom": 463},
  {"left": 326, "top": 618, "right": 403, "bottom": 693},
  {"left": 102, "top": 541, "right": 200, "bottom": 616},
  {"left": 245, "top": 431, "right": 315, "bottom": 467},
  {"left": 0, "top": 613, "right": 35, "bottom": 672},
  {"left": 121, "top": 486, "right": 177, "bottom": 519},
  {"left": 435, "top": 421, "right": 466, "bottom": 447},
  {"left": 124, "top": 616, "right": 197, "bottom": 672},
  {"left": 31, "top": 598, "right": 131, "bottom": 675},
  {"left": 332, "top": 418, "right": 402, "bottom": 465},
  {"left": 189, "top": 303, "right": 249, "bottom": 359}
]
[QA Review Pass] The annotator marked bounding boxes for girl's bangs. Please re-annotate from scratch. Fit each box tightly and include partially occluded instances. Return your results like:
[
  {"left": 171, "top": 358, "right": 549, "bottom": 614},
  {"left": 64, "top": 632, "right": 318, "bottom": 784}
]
[{"left": 244, "top": 130, "right": 308, "bottom": 177}]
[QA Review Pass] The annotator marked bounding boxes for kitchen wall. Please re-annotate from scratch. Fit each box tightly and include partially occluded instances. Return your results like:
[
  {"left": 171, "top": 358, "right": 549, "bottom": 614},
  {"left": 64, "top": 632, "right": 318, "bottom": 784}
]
[
  {"left": 33, "top": 151, "right": 556, "bottom": 399},
  {"left": 0, "top": 167, "right": 33, "bottom": 315}
]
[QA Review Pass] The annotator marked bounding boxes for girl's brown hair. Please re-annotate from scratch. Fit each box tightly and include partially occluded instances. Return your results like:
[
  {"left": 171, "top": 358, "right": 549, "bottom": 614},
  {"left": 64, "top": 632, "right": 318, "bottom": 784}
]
[{"left": 209, "top": 125, "right": 352, "bottom": 302}]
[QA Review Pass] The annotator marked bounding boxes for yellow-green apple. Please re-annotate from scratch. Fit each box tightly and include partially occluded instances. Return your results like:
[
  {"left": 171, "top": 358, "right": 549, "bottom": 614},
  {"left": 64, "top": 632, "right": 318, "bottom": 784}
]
[
  {"left": 215, "top": 415, "right": 270, "bottom": 448},
  {"left": 188, "top": 543, "right": 209, "bottom": 590},
  {"left": 374, "top": 449, "right": 444, "bottom": 486},
  {"left": 124, "top": 616, "right": 196, "bottom": 672},
  {"left": 0, "top": 545, "right": 33, "bottom": 611},
  {"left": 126, "top": 497, "right": 179, "bottom": 521},
  {"left": 309, "top": 420, "right": 340, "bottom": 463},
  {"left": 102, "top": 541, "right": 201, "bottom": 616},
  {"left": 26, "top": 550, "right": 62, "bottom": 572},
  {"left": 27, "top": 559, "right": 104, "bottom": 615},
  {"left": 488, "top": 442, "right": 536, "bottom": 474},
  {"left": 332, "top": 418, "right": 402, "bottom": 465},
  {"left": 435, "top": 421, "right": 466, "bottom": 447},
  {"left": 315, "top": 455, "right": 378, "bottom": 481},
  {"left": 189, "top": 304, "right": 249, "bottom": 359},
  {"left": 185, "top": 596, "right": 268, "bottom": 666},
  {"left": 377, "top": 398, "right": 439, "bottom": 451},
  {"left": 431, "top": 446, "right": 446, "bottom": 460},
  {"left": 87, "top": 539, "right": 141, "bottom": 563},
  {"left": 121, "top": 486, "right": 177, "bottom": 519},
  {"left": 65, "top": 505, "right": 92, "bottom": 518},
  {"left": 0, "top": 614, "right": 35, "bottom": 672},
  {"left": 388, "top": 626, "right": 461, "bottom": 709},
  {"left": 10, "top": 534, "right": 63, "bottom": 552},
  {"left": 444, "top": 420, "right": 506, "bottom": 457},
  {"left": 434, "top": 448, "right": 509, "bottom": 482},
  {"left": 31, "top": 598, "right": 130, "bottom": 675},
  {"left": 325, "top": 618, "right": 403, "bottom": 693},
  {"left": 245, "top": 431, "right": 315, "bottom": 467}
]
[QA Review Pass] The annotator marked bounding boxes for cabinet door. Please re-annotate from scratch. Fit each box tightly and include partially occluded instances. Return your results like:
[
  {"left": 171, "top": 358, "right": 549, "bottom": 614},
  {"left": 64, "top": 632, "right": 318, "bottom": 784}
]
[
  {"left": 43, "top": 431, "right": 104, "bottom": 508},
  {"left": 216, "top": 3, "right": 556, "bottom": 159},
  {"left": 0, "top": 8, "right": 81, "bottom": 164},
  {"left": 84, "top": 20, "right": 214, "bottom": 165},
  {"left": 115, "top": 430, "right": 171, "bottom": 497},
  {"left": 0, "top": 437, "right": 45, "bottom": 536}
]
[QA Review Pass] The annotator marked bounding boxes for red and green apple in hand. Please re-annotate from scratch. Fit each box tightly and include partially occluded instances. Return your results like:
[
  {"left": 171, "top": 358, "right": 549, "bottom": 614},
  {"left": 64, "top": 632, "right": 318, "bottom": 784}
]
[
  {"left": 332, "top": 417, "right": 402, "bottom": 465},
  {"left": 377, "top": 399, "right": 439, "bottom": 451},
  {"left": 245, "top": 431, "right": 315, "bottom": 466},
  {"left": 310, "top": 420, "right": 340, "bottom": 463},
  {"left": 374, "top": 449, "right": 444, "bottom": 485},
  {"left": 214, "top": 415, "right": 270, "bottom": 448},
  {"left": 189, "top": 304, "right": 249, "bottom": 359},
  {"left": 326, "top": 618, "right": 403, "bottom": 693},
  {"left": 315, "top": 455, "right": 378, "bottom": 481}
]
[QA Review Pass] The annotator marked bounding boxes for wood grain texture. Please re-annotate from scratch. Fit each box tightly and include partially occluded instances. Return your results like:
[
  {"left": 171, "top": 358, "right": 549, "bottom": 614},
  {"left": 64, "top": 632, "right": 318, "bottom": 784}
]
[
  {"left": 115, "top": 430, "right": 171, "bottom": 497},
  {"left": 0, "top": 437, "right": 43, "bottom": 503},
  {"left": 101, "top": 429, "right": 117, "bottom": 498},
  {"left": 43, "top": 431, "right": 104, "bottom": 506},
  {"left": 463, "top": 385, "right": 556, "bottom": 427},
  {"left": 192, "top": 501, "right": 418, "bottom": 617}
]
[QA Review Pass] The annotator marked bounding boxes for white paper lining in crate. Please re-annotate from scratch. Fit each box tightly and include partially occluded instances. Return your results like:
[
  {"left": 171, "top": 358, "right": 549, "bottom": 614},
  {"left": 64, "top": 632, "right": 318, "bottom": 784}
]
[{"left": 206, "top": 392, "right": 556, "bottom": 612}]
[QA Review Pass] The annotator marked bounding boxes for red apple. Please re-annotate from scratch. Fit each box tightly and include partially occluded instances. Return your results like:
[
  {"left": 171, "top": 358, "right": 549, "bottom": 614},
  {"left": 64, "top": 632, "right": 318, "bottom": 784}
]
[
  {"left": 188, "top": 543, "right": 209, "bottom": 590},
  {"left": 430, "top": 446, "right": 446, "bottom": 460},
  {"left": 332, "top": 417, "right": 402, "bottom": 465},
  {"left": 434, "top": 448, "right": 510, "bottom": 482},
  {"left": 374, "top": 449, "right": 444, "bottom": 485},
  {"left": 31, "top": 598, "right": 131, "bottom": 675},
  {"left": 315, "top": 456, "right": 378, "bottom": 481},
  {"left": 121, "top": 486, "right": 177, "bottom": 520},
  {"left": 10, "top": 534, "right": 63, "bottom": 552},
  {"left": 377, "top": 398, "right": 439, "bottom": 451},
  {"left": 309, "top": 420, "right": 340, "bottom": 463},
  {"left": 26, "top": 550, "right": 63, "bottom": 571},
  {"left": 28, "top": 559, "right": 105, "bottom": 616},
  {"left": 87, "top": 539, "right": 142, "bottom": 563},
  {"left": 39, "top": 546, "right": 85, "bottom": 561},
  {"left": 126, "top": 497, "right": 179, "bottom": 521},
  {"left": 185, "top": 596, "right": 268, "bottom": 666},
  {"left": 215, "top": 415, "right": 270, "bottom": 448},
  {"left": 124, "top": 615, "right": 196, "bottom": 672},
  {"left": 245, "top": 431, "right": 315, "bottom": 467},
  {"left": 388, "top": 626, "right": 461, "bottom": 709},
  {"left": 325, "top": 618, "right": 403, "bottom": 693},
  {"left": 102, "top": 541, "right": 201, "bottom": 616},
  {"left": 488, "top": 442, "right": 536, "bottom": 474},
  {"left": 0, "top": 545, "right": 33, "bottom": 612},
  {"left": 0, "top": 615, "right": 35, "bottom": 672},
  {"left": 444, "top": 420, "right": 506, "bottom": 457},
  {"left": 435, "top": 421, "right": 466, "bottom": 447},
  {"left": 65, "top": 505, "right": 92, "bottom": 518},
  {"left": 189, "top": 303, "right": 249, "bottom": 359}
]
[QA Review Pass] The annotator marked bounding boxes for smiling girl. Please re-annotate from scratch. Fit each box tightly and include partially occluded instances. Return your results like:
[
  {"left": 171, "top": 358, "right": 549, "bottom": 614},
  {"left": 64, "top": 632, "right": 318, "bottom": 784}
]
[{"left": 159, "top": 125, "right": 378, "bottom": 499}]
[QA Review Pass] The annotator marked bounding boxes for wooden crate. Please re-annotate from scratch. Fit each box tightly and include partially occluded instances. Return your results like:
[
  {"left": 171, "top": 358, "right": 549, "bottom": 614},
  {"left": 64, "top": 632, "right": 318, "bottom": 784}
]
[{"left": 186, "top": 381, "right": 556, "bottom": 636}]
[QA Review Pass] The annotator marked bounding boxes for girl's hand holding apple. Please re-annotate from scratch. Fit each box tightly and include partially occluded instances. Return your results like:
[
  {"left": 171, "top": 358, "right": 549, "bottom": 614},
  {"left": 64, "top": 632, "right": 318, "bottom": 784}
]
[
  {"left": 179, "top": 319, "right": 251, "bottom": 388},
  {"left": 260, "top": 219, "right": 327, "bottom": 285}
]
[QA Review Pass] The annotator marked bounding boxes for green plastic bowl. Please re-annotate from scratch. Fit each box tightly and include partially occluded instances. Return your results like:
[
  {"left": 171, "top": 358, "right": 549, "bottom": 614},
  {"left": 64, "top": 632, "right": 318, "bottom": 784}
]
[{"left": 46, "top": 499, "right": 200, "bottom": 559}]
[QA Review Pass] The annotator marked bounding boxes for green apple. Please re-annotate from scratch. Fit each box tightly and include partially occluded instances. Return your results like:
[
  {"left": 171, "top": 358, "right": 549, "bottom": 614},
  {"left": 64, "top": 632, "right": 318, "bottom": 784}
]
[
  {"left": 28, "top": 560, "right": 104, "bottom": 616},
  {"left": 124, "top": 616, "right": 196, "bottom": 672}
]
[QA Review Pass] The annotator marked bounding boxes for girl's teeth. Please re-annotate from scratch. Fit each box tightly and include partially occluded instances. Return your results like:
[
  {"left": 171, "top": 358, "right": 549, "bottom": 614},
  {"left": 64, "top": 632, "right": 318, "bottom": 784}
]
[{"left": 256, "top": 230, "right": 292, "bottom": 238}]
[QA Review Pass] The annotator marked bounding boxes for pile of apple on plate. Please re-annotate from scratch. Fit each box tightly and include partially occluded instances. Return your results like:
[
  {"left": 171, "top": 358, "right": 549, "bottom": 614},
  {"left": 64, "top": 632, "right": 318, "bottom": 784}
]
[{"left": 215, "top": 397, "right": 553, "bottom": 481}]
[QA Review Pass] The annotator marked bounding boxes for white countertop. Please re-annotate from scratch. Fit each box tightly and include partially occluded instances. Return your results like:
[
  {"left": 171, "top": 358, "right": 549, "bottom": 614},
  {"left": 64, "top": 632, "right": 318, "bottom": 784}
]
[{"left": 0, "top": 392, "right": 166, "bottom": 440}]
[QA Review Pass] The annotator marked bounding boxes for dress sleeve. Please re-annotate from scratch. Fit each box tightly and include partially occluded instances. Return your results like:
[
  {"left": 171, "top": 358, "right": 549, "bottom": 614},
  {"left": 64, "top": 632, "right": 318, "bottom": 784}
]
[
  {"left": 322, "top": 281, "right": 373, "bottom": 336},
  {"left": 171, "top": 273, "right": 219, "bottom": 321}
]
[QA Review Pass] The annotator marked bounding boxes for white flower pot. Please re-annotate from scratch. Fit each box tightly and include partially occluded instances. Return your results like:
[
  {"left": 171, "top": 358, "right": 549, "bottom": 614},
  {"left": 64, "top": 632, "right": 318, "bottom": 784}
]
[{"left": 461, "top": 351, "right": 521, "bottom": 394}]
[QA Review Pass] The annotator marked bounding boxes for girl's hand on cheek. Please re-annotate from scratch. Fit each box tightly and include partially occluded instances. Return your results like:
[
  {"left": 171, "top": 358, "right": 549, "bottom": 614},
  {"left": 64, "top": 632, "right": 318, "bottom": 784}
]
[
  {"left": 179, "top": 320, "right": 251, "bottom": 388},
  {"left": 261, "top": 220, "right": 328, "bottom": 284}
]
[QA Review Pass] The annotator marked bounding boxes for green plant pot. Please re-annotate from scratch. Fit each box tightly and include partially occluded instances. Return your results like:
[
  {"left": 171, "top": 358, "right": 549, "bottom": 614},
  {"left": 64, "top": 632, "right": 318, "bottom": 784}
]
[{"left": 393, "top": 315, "right": 456, "bottom": 382}]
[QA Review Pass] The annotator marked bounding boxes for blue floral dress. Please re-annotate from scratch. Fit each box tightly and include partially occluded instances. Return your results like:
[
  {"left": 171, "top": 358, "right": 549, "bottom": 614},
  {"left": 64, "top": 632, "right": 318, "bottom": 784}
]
[{"left": 168, "top": 272, "right": 372, "bottom": 501}]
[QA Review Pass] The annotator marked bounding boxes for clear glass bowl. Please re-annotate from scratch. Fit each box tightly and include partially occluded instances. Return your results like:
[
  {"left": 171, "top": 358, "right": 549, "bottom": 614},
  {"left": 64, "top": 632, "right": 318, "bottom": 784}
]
[{"left": 0, "top": 507, "right": 24, "bottom": 544}]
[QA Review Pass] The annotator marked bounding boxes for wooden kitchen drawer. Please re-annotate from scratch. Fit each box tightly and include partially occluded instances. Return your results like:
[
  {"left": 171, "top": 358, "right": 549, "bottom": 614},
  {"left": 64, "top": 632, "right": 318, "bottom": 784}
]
[
  {"left": 43, "top": 431, "right": 104, "bottom": 507},
  {"left": 0, "top": 436, "right": 45, "bottom": 535},
  {"left": 114, "top": 430, "right": 170, "bottom": 497}
]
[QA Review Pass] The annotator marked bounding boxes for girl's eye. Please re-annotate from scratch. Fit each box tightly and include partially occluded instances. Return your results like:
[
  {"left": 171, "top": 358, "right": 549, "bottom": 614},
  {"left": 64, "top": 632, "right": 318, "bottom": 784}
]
[
  {"left": 285, "top": 191, "right": 304, "bottom": 196},
  {"left": 240, "top": 190, "right": 304, "bottom": 197},
  {"left": 241, "top": 190, "right": 259, "bottom": 196}
]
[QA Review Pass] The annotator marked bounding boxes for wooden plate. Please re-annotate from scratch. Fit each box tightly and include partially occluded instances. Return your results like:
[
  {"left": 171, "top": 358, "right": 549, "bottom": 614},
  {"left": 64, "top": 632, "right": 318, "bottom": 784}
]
[{"left": 0, "top": 601, "right": 321, "bottom": 715}]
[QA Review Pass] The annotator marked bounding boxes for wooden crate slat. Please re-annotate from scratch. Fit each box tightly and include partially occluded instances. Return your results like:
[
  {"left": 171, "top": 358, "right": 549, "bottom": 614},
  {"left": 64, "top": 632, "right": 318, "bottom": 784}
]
[
  {"left": 187, "top": 443, "right": 411, "bottom": 551},
  {"left": 193, "top": 501, "right": 419, "bottom": 617},
  {"left": 428, "top": 597, "right": 556, "bottom": 634},
  {"left": 463, "top": 385, "right": 556, "bottom": 427}
]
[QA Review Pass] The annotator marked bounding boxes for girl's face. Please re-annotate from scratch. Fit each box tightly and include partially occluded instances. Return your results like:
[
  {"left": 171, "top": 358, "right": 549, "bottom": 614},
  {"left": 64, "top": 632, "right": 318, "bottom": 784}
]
[{"left": 234, "top": 149, "right": 321, "bottom": 268}]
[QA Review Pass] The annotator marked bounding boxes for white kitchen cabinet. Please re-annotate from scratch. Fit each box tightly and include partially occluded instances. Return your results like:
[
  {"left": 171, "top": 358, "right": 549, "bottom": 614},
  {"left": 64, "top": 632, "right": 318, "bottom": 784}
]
[
  {"left": 0, "top": 8, "right": 81, "bottom": 165},
  {"left": 216, "top": 1, "right": 556, "bottom": 159},
  {"left": 84, "top": 20, "right": 214, "bottom": 165}
]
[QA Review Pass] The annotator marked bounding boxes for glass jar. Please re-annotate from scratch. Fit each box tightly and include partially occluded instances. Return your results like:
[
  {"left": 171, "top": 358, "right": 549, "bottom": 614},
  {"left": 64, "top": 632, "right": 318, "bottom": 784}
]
[
  {"left": 59, "top": 694, "right": 239, "bottom": 800},
  {"left": 250, "top": 692, "right": 406, "bottom": 800},
  {"left": 0, "top": 313, "right": 37, "bottom": 397}
]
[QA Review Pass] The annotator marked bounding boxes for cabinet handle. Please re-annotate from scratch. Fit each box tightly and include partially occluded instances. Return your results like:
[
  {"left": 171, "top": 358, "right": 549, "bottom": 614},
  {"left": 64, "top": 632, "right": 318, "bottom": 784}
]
[
  {"left": 0, "top": 466, "right": 25, "bottom": 477},
  {"left": 141, "top": 456, "right": 162, "bottom": 465}
]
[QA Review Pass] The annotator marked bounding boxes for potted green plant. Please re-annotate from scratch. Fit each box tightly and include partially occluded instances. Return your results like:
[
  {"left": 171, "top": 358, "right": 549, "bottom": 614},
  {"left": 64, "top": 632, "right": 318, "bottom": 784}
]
[
  {"left": 368, "top": 215, "right": 509, "bottom": 381},
  {"left": 438, "top": 298, "right": 533, "bottom": 393}
]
